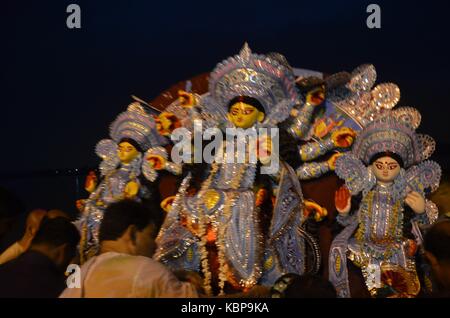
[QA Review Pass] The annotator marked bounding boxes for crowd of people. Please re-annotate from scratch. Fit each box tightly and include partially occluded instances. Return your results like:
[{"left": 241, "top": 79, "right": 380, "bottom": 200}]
[{"left": 0, "top": 181, "right": 449, "bottom": 298}]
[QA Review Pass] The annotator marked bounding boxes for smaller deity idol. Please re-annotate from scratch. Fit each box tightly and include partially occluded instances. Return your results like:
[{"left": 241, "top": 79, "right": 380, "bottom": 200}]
[
  {"left": 76, "top": 102, "right": 180, "bottom": 263},
  {"left": 329, "top": 115, "right": 441, "bottom": 297}
]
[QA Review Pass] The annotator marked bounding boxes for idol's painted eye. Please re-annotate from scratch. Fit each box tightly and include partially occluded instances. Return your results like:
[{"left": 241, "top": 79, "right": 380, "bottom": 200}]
[
  {"left": 231, "top": 109, "right": 239, "bottom": 115},
  {"left": 244, "top": 108, "right": 254, "bottom": 115},
  {"left": 375, "top": 162, "right": 384, "bottom": 170},
  {"left": 388, "top": 164, "right": 398, "bottom": 170}
]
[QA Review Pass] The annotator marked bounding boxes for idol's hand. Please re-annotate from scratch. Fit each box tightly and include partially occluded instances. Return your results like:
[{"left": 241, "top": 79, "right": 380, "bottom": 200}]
[
  {"left": 155, "top": 112, "right": 178, "bottom": 136},
  {"left": 255, "top": 188, "right": 268, "bottom": 207},
  {"left": 405, "top": 191, "right": 426, "bottom": 214},
  {"left": 303, "top": 200, "right": 328, "bottom": 222},
  {"left": 124, "top": 181, "right": 139, "bottom": 199},
  {"left": 335, "top": 185, "right": 351, "bottom": 214},
  {"left": 331, "top": 127, "right": 356, "bottom": 148},
  {"left": 75, "top": 199, "right": 86, "bottom": 212},
  {"left": 84, "top": 171, "right": 97, "bottom": 193},
  {"left": 327, "top": 152, "right": 343, "bottom": 171},
  {"left": 160, "top": 196, "right": 175, "bottom": 213},
  {"left": 178, "top": 90, "right": 197, "bottom": 108},
  {"left": 306, "top": 85, "right": 325, "bottom": 106},
  {"left": 146, "top": 154, "right": 166, "bottom": 170}
]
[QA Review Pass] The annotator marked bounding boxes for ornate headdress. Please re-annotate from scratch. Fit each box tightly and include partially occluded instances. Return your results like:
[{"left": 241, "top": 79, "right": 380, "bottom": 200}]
[
  {"left": 109, "top": 102, "right": 167, "bottom": 151},
  {"left": 327, "top": 64, "right": 424, "bottom": 129},
  {"left": 352, "top": 115, "right": 434, "bottom": 168},
  {"left": 335, "top": 114, "right": 441, "bottom": 198},
  {"left": 207, "top": 43, "right": 299, "bottom": 126},
  {"left": 95, "top": 102, "right": 168, "bottom": 177}
]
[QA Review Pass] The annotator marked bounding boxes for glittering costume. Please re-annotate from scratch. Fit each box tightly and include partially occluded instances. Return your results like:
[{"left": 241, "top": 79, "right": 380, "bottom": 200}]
[
  {"left": 329, "top": 116, "right": 441, "bottom": 297},
  {"left": 77, "top": 103, "right": 181, "bottom": 263},
  {"left": 154, "top": 45, "right": 355, "bottom": 295}
]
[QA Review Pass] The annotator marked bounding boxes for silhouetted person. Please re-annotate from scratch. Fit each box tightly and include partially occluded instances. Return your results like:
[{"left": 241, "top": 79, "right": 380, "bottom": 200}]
[
  {"left": 47, "top": 209, "right": 71, "bottom": 220},
  {"left": 60, "top": 199, "right": 199, "bottom": 298},
  {"left": 0, "top": 209, "right": 46, "bottom": 265},
  {"left": 0, "top": 217, "right": 80, "bottom": 298},
  {"left": 424, "top": 219, "right": 450, "bottom": 297}
]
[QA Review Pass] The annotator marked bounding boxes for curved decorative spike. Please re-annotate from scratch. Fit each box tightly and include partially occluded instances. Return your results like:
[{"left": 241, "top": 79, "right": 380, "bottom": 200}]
[
  {"left": 391, "top": 107, "right": 421, "bottom": 129},
  {"left": 239, "top": 42, "right": 252, "bottom": 61},
  {"left": 406, "top": 160, "right": 441, "bottom": 193},
  {"left": 370, "top": 83, "right": 400, "bottom": 109},
  {"left": 326, "top": 72, "right": 351, "bottom": 89},
  {"left": 348, "top": 64, "right": 377, "bottom": 92},
  {"left": 95, "top": 139, "right": 118, "bottom": 160},
  {"left": 267, "top": 52, "right": 293, "bottom": 72},
  {"left": 417, "top": 134, "right": 436, "bottom": 160},
  {"left": 95, "top": 139, "right": 120, "bottom": 176},
  {"left": 127, "top": 102, "right": 147, "bottom": 115}
]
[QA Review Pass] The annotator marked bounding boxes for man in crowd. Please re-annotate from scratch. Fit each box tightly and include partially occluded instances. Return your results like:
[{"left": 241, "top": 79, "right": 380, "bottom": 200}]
[
  {"left": 424, "top": 219, "right": 450, "bottom": 297},
  {"left": 60, "top": 199, "right": 200, "bottom": 298},
  {"left": 0, "top": 217, "right": 80, "bottom": 297},
  {"left": 0, "top": 207, "right": 72, "bottom": 265},
  {"left": 0, "top": 209, "right": 46, "bottom": 265}
]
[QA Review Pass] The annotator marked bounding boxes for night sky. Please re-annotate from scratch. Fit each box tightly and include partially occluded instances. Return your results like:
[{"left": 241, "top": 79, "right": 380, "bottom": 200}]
[{"left": 1, "top": 0, "right": 449, "bottom": 214}]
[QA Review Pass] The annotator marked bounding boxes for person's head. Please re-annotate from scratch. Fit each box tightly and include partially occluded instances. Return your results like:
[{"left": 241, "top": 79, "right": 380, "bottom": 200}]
[
  {"left": 30, "top": 217, "right": 80, "bottom": 270},
  {"left": 23, "top": 209, "right": 47, "bottom": 241},
  {"left": 47, "top": 209, "right": 71, "bottom": 220},
  {"left": 117, "top": 138, "right": 142, "bottom": 164},
  {"left": 272, "top": 273, "right": 337, "bottom": 298},
  {"left": 227, "top": 96, "right": 265, "bottom": 129},
  {"left": 369, "top": 152, "right": 404, "bottom": 183},
  {"left": 424, "top": 220, "right": 450, "bottom": 290},
  {"left": 99, "top": 200, "right": 163, "bottom": 258}
]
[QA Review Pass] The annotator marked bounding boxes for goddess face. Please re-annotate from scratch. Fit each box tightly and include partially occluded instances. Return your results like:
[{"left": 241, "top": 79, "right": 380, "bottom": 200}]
[
  {"left": 227, "top": 102, "right": 265, "bottom": 129},
  {"left": 370, "top": 156, "right": 401, "bottom": 183},
  {"left": 118, "top": 141, "right": 140, "bottom": 164}
]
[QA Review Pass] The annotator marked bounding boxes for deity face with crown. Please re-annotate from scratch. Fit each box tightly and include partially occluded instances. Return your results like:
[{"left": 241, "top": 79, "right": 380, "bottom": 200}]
[
  {"left": 226, "top": 96, "right": 265, "bottom": 129},
  {"left": 155, "top": 44, "right": 370, "bottom": 296},
  {"left": 370, "top": 155, "right": 401, "bottom": 183},
  {"left": 75, "top": 103, "right": 179, "bottom": 264},
  {"left": 155, "top": 44, "right": 322, "bottom": 296},
  {"left": 330, "top": 115, "right": 441, "bottom": 298},
  {"left": 117, "top": 141, "right": 140, "bottom": 164}
]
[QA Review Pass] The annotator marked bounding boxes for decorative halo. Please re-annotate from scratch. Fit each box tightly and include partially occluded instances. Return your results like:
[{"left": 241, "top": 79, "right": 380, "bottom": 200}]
[
  {"left": 390, "top": 107, "right": 421, "bottom": 130},
  {"left": 370, "top": 83, "right": 401, "bottom": 109},
  {"left": 417, "top": 134, "right": 436, "bottom": 161},
  {"left": 348, "top": 64, "right": 377, "bottom": 92}
]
